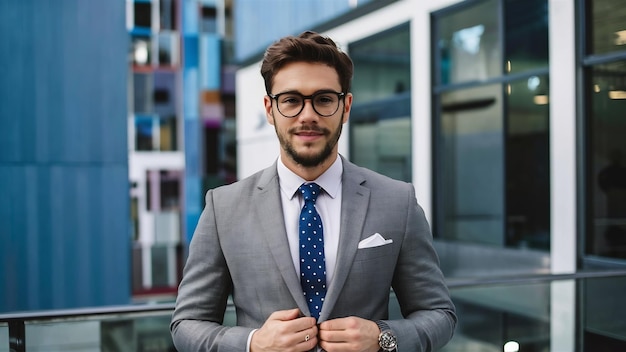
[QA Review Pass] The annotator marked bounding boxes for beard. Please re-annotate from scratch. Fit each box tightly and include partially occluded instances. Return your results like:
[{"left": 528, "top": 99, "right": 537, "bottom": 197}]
[{"left": 274, "top": 114, "right": 344, "bottom": 168}]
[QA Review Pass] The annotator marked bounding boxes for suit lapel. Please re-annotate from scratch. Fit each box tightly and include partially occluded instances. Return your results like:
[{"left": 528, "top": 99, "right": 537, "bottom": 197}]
[
  {"left": 254, "top": 164, "right": 310, "bottom": 314},
  {"left": 320, "top": 160, "right": 369, "bottom": 321}
]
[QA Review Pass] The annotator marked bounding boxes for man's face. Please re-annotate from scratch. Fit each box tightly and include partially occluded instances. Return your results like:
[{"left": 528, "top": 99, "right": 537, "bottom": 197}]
[{"left": 264, "top": 62, "right": 352, "bottom": 168}]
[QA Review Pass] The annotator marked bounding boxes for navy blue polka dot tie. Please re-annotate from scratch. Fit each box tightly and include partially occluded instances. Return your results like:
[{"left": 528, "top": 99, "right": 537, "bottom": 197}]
[{"left": 298, "top": 183, "right": 326, "bottom": 320}]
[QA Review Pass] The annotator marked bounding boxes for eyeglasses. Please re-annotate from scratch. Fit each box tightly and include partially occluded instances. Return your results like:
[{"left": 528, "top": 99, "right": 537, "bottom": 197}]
[{"left": 268, "top": 91, "right": 346, "bottom": 118}]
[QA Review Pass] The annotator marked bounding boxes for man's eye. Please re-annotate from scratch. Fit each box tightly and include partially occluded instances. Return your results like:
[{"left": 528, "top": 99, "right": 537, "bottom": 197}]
[
  {"left": 281, "top": 96, "right": 302, "bottom": 104},
  {"left": 316, "top": 95, "right": 336, "bottom": 104}
]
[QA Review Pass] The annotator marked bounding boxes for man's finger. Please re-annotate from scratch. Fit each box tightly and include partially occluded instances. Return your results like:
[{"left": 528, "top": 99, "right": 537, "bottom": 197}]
[
  {"left": 319, "top": 316, "right": 350, "bottom": 331},
  {"left": 268, "top": 308, "right": 301, "bottom": 321}
]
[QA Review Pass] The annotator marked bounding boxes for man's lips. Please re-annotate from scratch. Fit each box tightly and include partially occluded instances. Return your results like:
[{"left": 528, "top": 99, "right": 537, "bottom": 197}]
[
  {"left": 292, "top": 128, "right": 326, "bottom": 140},
  {"left": 296, "top": 131, "right": 324, "bottom": 136},
  {"left": 295, "top": 132, "right": 323, "bottom": 143}
]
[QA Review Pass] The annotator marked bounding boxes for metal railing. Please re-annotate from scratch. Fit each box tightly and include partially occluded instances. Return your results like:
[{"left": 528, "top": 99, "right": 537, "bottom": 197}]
[{"left": 1, "top": 303, "right": 175, "bottom": 352}]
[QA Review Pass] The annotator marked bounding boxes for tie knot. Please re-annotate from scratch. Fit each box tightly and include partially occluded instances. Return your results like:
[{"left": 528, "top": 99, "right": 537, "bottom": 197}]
[{"left": 299, "top": 183, "right": 321, "bottom": 202}]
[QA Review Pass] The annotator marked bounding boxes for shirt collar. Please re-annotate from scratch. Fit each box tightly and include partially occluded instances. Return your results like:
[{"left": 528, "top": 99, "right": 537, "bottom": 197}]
[{"left": 277, "top": 155, "right": 343, "bottom": 200}]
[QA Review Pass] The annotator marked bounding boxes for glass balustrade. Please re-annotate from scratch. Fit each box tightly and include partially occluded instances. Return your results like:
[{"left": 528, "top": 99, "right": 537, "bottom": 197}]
[{"left": 2, "top": 273, "right": 625, "bottom": 351}]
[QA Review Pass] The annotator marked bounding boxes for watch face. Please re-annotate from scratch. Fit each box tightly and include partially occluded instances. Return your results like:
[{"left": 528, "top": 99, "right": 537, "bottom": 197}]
[{"left": 380, "top": 331, "right": 397, "bottom": 351}]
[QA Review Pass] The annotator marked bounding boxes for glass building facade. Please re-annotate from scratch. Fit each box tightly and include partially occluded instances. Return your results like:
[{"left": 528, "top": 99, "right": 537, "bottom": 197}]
[
  {"left": 126, "top": 0, "right": 237, "bottom": 299},
  {"left": 583, "top": 0, "right": 626, "bottom": 263},
  {"left": 234, "top": 0, "right": 626, "bottom": 350},
  {"left": 350, "top": 23, "right": 413, "bottom": 182},
  {"left": 432, "top": 0, "right": 551, "bottom": 277}
]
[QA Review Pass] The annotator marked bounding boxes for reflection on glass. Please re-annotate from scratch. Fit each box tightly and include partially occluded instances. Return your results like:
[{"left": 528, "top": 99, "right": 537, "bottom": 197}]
[
  {"left": 135, "top": 116, "right": 154, "bottom": 151},
  {"left": 26, "top": 320, "right": 101, "bottom": 351},
  {"left": 133, "top": 315, "right": 176, "bottom": 351},
  {"left": 201, "top": 5, "right": 218, "bottom": 33},
  {"left": 583, "top": 275, "right": 626, "bottom": 349},
  {"left": 504, "top": 0, "right": 549, "bottom": 74},
  {"left": 159, "top": 116, "right": 178, "bottom": 151},
  {"left": 146, "top": 170, "right": 182, "bottom": 212},
  {"left": 439, "top": 84, "right": 504, "bottom": 245},
  {"left": 154, "top": 71, "right": 176, "bottom": 115},
  {"left": 131, "top": 196, "right": 139, "bottom": 241},
  {"left": 349, "top": 24, "right": 412, "bottom": 182},
  {"left": 132, "top": 246, "right": 143, "bottom": 292},
  {"left": 588, "top": 0, "right": 626, "bottom": 55},
  {"left": 0, "top": 323, "right": 7, "bottom": 352},
  {"left": 151, "top": 245, "right": 171, "bottom": 287},
  {"left": 159, "top": 0, "right": 176, "bottom": 31},
  {"left": 444, "top": 282, "right": 551, "bottom": 352},
  {"left": 350, "top": 24, "right": 411, "bottom": 101},
  {"left": 158, "top": 170, "right": 182, "bottom": 210},
  {"left": 350, "top": 94, "right": 412, "bottom": 182},
  {"left": 12, "top": 312, "right": 175, "bottom": 351},
  {"left": 133, "top": 2, "right": 151, "bottom": 28},
  {"left": 506, "top": 76, "right": 550, "bottom": 250},
  {"left": 101, "top": 319, "right": 134, "bottom": 351},
  {"left": 158, "top": 32, "right": 179, "bottom": 66},
  {"left": 437, "top": 0, "right": 500, "bottom": 85},
  {"left": 134, "top": 115, "right": 178, "bottom": 152},
  {"left": 133, "top": 73, "right": 153, "bottom": 114},
  {"left": 587, "top": 61, "right": 626, "bottom": 259}
]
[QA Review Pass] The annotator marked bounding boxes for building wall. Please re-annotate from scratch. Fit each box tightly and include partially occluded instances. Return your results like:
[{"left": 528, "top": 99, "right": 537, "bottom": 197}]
[
  {"left": 235, "top": 0, "right": 582, "bottom": 275},
  {"left": 0, "top": 0, "right": 130, "bottom": 311}
]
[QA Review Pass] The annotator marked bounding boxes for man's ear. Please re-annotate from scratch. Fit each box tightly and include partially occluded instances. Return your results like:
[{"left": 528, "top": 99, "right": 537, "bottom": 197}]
[
  {"left": 264, "top": 95, "right": 275, "bottom": 125},
  {"left": 342, "top": 93, "right": 353, "bottom": 124}
]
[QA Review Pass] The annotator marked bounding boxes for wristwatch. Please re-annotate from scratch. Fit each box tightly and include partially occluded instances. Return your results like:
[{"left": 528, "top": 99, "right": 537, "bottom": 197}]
[{"left": 375, "top": 320, "right": 397, "bottom": 352}]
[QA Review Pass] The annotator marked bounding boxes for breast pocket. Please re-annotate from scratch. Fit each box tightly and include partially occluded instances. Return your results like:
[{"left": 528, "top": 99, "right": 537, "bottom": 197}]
[
  {"left": 346, "top": 244, "right": 397, "bottom": 296},
  {"left": 354, "top": 242, "right": 395, "bottom": 262},
  {"left": 353, "top": 243, "right": 396, "bottom": 278}
]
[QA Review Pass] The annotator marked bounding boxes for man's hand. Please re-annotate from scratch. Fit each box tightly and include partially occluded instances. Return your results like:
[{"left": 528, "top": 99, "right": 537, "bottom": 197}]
[
  {"left": 250, "top": 308, "right": 318, "bottom": 352},
  {"left": 318, "top": 317, "right": 380, "bottom": 352}
]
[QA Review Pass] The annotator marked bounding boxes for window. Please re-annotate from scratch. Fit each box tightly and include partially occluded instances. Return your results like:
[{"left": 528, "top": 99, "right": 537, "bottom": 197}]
[
  {"left": 583, "top": 0, "right": 626, "bottom": 262},
  {"left": 439, "top": 84, "right": 505, "bottom": 245},
  {"left": 135, "top": 169, "right": 183, "bottom": 293},
  {"left": 586, "top": 0, "right": 626, "bottom": 56},
  {"left": 132, "top": 71, "right": 178, "bottom": 151},
  {"left": 433, "top": 0, "right": 550, "bottom": 277},
  {"left": 349, "top": 24, "right": 412, "bottom": 182},
  {"left": 438, "top": 0, "right": 500, "bottom": 84}
]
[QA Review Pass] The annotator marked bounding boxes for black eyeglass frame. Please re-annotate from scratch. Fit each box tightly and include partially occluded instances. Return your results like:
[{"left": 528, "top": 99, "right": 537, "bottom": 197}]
[{"left": 268, "top": 91, "right": 346, "bottom": 118}]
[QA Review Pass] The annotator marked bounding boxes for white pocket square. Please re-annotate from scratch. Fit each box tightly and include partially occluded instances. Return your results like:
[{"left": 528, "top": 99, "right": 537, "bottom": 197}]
[{"left": 358, "top": 233, "right": 393, "bottom": 249}]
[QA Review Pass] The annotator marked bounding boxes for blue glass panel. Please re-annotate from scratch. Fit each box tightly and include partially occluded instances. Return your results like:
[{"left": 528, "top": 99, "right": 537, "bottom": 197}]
[{"left": 135, "top": 115, "right": 155, "bottom": 151}]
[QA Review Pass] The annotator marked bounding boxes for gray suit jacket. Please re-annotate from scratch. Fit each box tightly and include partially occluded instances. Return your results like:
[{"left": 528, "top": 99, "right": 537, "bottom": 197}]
[{"left": 171, "top": 157, "right": 456, "bottom": 351}]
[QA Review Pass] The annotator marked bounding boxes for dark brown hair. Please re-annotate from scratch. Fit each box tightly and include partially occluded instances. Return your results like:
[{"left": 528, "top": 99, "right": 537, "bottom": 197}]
[{"left": 260, "top": 31, "right": 353, "bottom": 95}]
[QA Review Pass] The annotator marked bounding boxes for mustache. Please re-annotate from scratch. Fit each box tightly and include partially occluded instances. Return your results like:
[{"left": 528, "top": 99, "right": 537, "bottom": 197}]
[{"left": 290, "top": 125, "right": 328, "bottom": 134}]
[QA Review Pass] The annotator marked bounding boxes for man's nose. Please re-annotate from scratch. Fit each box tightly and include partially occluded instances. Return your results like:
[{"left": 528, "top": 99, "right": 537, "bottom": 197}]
[{"left": 302, "top": 98, "right": 322, "bottom": 117}]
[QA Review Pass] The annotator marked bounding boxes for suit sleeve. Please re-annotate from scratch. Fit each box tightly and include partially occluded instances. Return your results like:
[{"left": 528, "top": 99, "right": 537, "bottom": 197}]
[
  {"left": 170, "top": 189, "right": 253, "bottom": 352},
  {"left": 387, "top": 185, "right": 457, "bottom": 352}
]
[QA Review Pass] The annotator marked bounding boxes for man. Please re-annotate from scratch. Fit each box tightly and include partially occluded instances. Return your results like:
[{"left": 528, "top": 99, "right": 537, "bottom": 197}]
[{"left": 170, "top": 31, "right": 456, "bottom": 352}]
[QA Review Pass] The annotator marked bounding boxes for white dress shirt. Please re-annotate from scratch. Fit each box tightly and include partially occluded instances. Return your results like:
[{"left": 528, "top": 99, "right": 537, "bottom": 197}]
[
  {"left": 247, "top": 156, "right": 343, "bottom": 351},
  {"left": 277, "top": 155, "right": 343, "bottom": 285}
]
